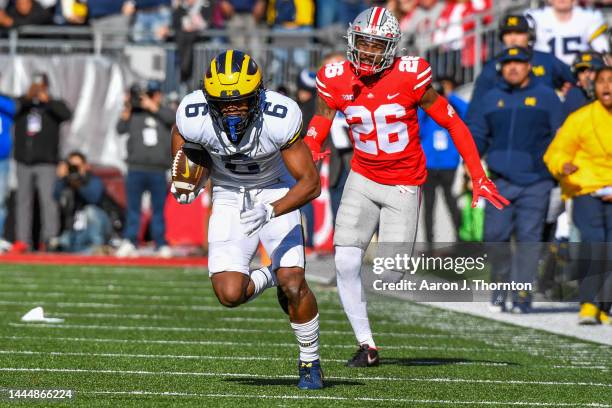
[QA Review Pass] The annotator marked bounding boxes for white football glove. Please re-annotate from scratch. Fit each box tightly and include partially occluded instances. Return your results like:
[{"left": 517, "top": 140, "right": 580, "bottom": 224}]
[
  {"left": 240, "top": 202, "right": 275, "bottom": 237},
  {"left": 171, "top": 182, "right": 204, "bottom": 205}
]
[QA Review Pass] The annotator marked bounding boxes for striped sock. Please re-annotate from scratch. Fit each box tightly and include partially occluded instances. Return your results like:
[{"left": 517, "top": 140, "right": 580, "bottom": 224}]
[
  {"left": 247, "top": 266, "right": 276, "bottom": 302},
  {"left": 290, "top": 314, "right": 320, "bottom": 362}
]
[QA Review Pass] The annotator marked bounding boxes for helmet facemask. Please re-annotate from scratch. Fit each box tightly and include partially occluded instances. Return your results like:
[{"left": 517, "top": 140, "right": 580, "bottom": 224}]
[
  {"left": 203, "top": 50, "right": 263, "bottom": 147},
  {"left": 208, "top": 87, "right": 262, "bottom": 145},
  {"left": 347, "top": 30, "right": 399, "bottom": 75}
]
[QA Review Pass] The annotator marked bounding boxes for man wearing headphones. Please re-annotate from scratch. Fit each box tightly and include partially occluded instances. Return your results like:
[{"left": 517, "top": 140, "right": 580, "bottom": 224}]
[
  {"left": 467, "top": 47, "right": 565, "bottom": 313},
  {"left": 469, "top": 14, "right": 574, "bottom": 110},
  {"left": 564, "top": 51, "right": 608, "bottom": 116}
]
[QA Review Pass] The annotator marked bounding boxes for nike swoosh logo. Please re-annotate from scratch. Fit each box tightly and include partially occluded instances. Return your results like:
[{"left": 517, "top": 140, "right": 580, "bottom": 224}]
[
  {"left": 367, "top": 354, "right": 377, "bottom": 365},
  {"left": 181, "top": 158, "right": 190, "bottom": 178},
  {"left": 387, "top": 93, "right": 400, "bottom": 100}
]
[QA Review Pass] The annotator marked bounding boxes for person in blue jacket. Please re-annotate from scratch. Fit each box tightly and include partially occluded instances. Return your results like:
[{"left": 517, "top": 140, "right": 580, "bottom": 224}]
[
  {"left": 468, "top": 14, "right": 573, "bottom": 121},
  {"left": 419, "top": 77, "right": 466, "bottom": 247},
  {"left": 0, "top": 91, "right": 15, "bottom": 239},
  {"left": 564, "top": 51, "right": 607, "bottom": 116},
  {"left": 467, "top": 47, "right": 565, "bottom": 313}
]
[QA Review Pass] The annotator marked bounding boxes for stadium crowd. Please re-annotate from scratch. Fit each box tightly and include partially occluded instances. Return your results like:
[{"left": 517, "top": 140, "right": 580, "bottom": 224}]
[{"left": 0, "top": 0, "right": 610, "bottom": 324}]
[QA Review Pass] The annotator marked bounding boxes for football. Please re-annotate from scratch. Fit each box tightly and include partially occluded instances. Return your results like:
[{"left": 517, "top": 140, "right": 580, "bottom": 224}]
[{"left": 171, "top": 145, "right": 210, "bottom": 197}]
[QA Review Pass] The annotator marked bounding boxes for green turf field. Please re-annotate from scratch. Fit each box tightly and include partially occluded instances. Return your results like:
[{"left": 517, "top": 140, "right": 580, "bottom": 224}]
[{"left": 0, "top": 264, "right": 610, "bottom": 407}]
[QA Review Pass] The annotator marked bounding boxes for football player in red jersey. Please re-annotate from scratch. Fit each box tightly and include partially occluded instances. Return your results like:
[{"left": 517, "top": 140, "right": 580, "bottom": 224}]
[{"left": 305, "top": 6, "right": 509, "bottom": 367}]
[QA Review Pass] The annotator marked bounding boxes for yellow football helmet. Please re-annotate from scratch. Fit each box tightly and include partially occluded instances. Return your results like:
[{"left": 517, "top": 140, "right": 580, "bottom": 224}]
[{"left": 204, "top": 50, "right": 263, "bottom": 144}]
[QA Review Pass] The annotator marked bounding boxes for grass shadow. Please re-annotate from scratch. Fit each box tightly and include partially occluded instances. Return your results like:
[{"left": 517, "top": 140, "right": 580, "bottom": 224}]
[
  {"left": 224, "top": 377, "right": 364, "bottom": 388},
  {"left": 381, "top": 357, "right": 519, "bottom": 367}
]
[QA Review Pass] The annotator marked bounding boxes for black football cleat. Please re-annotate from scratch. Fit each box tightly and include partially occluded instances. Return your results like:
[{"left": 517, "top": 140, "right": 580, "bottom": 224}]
[
  {"left": 347, "top": 344, "right": 379, "bottom": 367},
  {"left": 277, "top": 286, "right": 289, "bottom": 315}
]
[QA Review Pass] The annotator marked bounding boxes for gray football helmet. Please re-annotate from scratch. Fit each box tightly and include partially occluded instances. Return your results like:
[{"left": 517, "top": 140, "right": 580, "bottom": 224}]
[{"left": 347, "top": 7, "right": 402, "bottom": 75}]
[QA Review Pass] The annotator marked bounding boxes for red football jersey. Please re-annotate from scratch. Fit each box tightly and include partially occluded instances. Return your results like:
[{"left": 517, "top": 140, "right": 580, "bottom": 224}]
[{"left": 316, "top": 57, "right": 432, "bottom": 185}]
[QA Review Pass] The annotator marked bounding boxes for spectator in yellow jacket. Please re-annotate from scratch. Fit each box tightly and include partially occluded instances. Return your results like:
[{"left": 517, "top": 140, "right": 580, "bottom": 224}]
[{"left": 544, "top": 66, "right": 612, "bottom": 325}]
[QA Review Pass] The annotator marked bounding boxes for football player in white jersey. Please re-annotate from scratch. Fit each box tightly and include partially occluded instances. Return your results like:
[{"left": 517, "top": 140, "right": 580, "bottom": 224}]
[
  {"left": 527, "top": 0, "right": 609, "bottom": 66},
  {"left": 171, "top": 50, "right": 324, "bottom": 389}
]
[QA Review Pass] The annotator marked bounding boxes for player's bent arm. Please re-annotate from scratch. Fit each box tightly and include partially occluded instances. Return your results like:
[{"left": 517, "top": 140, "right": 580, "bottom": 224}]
[
  {"left": 303, "top": 94, "right": 336, "bottom": 156},
  {"left": 419, "top": 86, "right": 485, "bottom": 181},
  {"left": 273, "top": 139, "right": 321, "bottom": 217},
  {"left": 419, "top": 86, "right": 509, "bottom": 210}
]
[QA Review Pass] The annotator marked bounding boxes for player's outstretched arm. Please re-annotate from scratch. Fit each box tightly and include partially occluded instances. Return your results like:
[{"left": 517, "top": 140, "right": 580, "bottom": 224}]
[
  {"left": 419, "top": 86, "right": 509, "bottom": 210},
  {"left": 274, "top": 138, "right": 322, "bottom": 216},
  {"left": 303, "top": 94, "right": 336, "bottom": 162}
]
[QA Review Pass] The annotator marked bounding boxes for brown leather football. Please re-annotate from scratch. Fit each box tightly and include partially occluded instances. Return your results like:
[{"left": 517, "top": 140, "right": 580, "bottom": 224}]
[{"left": 171, "top": 148, "right": 210, "bottom": 196}]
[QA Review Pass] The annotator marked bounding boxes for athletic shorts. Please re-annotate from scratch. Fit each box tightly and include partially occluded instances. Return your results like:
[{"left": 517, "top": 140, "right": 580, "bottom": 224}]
[{"left": 207, "top": 183, "right": 304, "bottom": 276}]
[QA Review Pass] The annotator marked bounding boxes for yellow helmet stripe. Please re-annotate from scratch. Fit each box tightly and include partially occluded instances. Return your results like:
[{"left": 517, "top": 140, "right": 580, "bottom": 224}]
[{"left": 241, "top": 54, "right": 251, "bottom": 76}]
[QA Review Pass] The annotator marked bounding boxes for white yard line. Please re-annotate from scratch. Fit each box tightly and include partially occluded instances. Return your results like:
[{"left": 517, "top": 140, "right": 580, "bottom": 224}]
[
  {"left": 0, "top": 349, "right": 345, "bottom": 363},
  {"left": 0, "top": 282, "right": 213, "bottom": 295},
  {"left": 0, "top": 290, "right": 212, "bottom": 302},
  {"left": 0, "top": 367, "right": 610, "bottom": 388},
  {"left": 1, "top": 350, "right": 608, "bottom": 371},
  {"left": 0, "top": 334, "right": 568, "bottom": 353},
  {"left": 7, "top": 322, "right": 472, "bottom": 339},
  {"left": 0, "top": 300, "right": 348, "bottom": 315},
  {"left": 0, "top": 388, "right": 607, "bottom": 406},
  {"left": 7, "top": 323, "right": 608, "bottom": 357},
  {"left": 1, "top": 276, "right": 210, "bottom": 290},
  {"left": 74, "top": 391, "right": 612, "bottom": 407}
]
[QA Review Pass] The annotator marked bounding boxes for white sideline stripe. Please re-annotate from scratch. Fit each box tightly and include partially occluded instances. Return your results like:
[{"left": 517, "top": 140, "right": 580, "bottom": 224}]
[
  {"left": 0, "top": 282, "right": 212, "bottom": 295},
  {"left": 3, "top": 350, "right": 607, "bottom": 371},
  {"left": 413, "top": 75, "right": 432, "bottom": 90},
  {"left": 417, "top": 66, "right": 432, "bottom": 79},
  {"left": 1, "top": 367, "right": 610, "bottom": 388},
  {"left": 77, "top": 391, "right": 612, "bottom": 407}
]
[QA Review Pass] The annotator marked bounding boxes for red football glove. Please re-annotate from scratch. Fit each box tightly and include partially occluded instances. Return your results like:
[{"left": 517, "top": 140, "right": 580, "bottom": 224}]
[
  {"left": 472, "top": 176, "right": 509, "bottom": 210},
  {"left": 304, "top": 115, "right": 333, "bottom": 163},
  {"left": 311, "top": 149, "right": 330, "bottom": 162}
]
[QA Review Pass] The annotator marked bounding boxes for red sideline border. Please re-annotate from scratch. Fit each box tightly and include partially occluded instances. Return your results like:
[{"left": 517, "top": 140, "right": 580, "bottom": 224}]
[{"left": 0, "top": 254, "right": 208, "bottom": 268}]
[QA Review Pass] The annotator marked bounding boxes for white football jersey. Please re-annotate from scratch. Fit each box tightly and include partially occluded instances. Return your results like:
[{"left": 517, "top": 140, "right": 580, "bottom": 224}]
[
  {"left": 176, "top": 89, "right": 302, "bottom": 190},
  {"left": 526, "top": 6, "right": 609, "bottom": 66}
]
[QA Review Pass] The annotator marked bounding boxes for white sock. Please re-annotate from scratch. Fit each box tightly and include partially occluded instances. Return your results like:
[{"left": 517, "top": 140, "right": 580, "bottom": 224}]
[
  {"left": 247, "top": 266, "right": 277, "bottom": 302},
  {"left": 290, "top": 314, "right": 320, "bottom": 362},
  {"left": 335, "top": 246, "right": 376, "bottom": 348}
]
